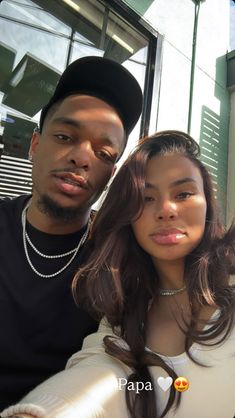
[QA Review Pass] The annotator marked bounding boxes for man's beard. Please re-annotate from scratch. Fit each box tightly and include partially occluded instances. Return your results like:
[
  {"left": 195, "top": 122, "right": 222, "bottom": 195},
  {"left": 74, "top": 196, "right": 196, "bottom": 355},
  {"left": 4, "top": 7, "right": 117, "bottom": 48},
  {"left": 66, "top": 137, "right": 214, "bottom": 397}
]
[{"left": 37, "top": 195, "right": 85, "bottom": 222}]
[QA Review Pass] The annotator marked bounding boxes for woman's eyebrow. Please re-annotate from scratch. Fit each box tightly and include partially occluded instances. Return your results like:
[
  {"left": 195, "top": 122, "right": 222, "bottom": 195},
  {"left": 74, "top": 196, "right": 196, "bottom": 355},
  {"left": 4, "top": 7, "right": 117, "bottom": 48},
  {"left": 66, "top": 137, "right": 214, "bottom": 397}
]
[
  {"left": 170, "top": 177, "right": 197, "bottom": 187},
  {"left": 145, "top": 177, "right": 197, "bottom": 189}
]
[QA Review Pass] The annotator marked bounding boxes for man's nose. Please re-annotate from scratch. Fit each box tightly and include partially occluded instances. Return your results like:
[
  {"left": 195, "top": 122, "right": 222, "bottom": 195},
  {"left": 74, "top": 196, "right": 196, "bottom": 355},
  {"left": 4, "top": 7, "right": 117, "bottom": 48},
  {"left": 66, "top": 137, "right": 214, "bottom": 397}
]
[
  {"left": 154, "top": 198, "right": 178, "bottom": 220},
  {"left": 68, "top": 141, "right": 92, "bottom": 170}
]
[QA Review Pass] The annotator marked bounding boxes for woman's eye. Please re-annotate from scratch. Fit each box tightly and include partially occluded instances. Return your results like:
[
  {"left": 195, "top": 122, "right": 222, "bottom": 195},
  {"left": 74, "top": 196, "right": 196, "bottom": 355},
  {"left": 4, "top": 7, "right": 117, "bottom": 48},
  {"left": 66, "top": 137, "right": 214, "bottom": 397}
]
[
  {"left": 177, "top": 192, "right": 194, "bottom": 199},
  {"left": 144, "top": 196, "right": 155, "bottom": 202}
]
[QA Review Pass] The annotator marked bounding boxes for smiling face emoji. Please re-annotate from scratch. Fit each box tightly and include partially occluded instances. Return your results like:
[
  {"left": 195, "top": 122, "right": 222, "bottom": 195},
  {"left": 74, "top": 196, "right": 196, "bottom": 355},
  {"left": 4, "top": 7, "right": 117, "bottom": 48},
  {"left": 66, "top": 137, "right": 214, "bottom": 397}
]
[{"left": 174, "top": 376, "right": 189, "bottom": 392}]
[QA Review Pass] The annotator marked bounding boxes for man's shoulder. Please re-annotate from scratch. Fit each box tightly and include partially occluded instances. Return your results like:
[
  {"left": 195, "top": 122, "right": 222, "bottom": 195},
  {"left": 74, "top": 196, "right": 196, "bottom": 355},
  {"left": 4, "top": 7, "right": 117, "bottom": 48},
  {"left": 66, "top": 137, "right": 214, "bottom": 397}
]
[
  {"left": 0, "top": 194, "right": 30, "bottom": 207},
  {"left": 0, "top": 196, "right": 14, "bottom": 204},
  {"left": 0, "top": 196, "right": 17, "bottom": 214},
  {"left": 0, "top": 195, "right": 30, "bottom": 225}
]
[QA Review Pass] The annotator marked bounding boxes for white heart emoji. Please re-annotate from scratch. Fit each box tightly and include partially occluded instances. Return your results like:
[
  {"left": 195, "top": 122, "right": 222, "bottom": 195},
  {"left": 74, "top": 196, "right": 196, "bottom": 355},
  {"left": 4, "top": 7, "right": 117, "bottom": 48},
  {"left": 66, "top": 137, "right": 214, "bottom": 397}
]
[{"left": 157, "top": 376, "right": 173, "bottom": 392}]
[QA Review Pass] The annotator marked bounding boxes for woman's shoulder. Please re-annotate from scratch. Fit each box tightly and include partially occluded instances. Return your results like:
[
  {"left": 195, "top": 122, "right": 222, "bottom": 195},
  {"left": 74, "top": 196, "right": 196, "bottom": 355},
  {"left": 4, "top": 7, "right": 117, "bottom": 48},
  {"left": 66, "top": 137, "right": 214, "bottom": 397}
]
[
  {"left": 66, "top": 318, "right": 127, "bottom": 370},
  {"left": 230, "top": 275, "right": 235, "bottom": 285}
]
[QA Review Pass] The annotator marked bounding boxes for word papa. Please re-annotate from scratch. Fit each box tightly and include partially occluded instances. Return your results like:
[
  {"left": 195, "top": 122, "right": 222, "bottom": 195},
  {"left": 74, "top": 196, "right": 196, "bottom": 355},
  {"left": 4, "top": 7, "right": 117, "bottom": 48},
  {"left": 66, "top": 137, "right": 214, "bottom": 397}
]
[{"left": 117, "top": 378, "right": 153, "bottom": 394}]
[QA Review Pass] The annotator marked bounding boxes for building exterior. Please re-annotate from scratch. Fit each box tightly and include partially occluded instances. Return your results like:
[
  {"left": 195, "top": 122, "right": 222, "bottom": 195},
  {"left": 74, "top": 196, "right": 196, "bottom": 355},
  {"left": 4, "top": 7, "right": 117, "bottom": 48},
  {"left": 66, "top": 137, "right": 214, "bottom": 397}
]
[
  {"left": 0, "top": 0, "right": 232, "bottom": 222},
  {"left": 227, "top": 0, "right": 235, "bottom": 224}
]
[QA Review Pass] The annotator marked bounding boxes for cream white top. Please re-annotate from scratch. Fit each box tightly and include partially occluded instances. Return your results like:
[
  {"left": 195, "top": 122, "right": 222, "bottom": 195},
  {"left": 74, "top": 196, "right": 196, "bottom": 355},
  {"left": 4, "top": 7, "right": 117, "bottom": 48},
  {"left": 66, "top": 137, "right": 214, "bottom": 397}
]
[{"left": 2, "top": 314, "right": 235, "bottom": 418}]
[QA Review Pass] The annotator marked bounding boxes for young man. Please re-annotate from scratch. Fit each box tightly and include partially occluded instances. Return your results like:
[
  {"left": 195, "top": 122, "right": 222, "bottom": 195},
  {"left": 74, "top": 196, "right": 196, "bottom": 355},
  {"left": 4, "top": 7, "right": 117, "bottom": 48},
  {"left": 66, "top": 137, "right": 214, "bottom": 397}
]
[{"left": 0, "top": 56, "right": 143, "bottom": 408}]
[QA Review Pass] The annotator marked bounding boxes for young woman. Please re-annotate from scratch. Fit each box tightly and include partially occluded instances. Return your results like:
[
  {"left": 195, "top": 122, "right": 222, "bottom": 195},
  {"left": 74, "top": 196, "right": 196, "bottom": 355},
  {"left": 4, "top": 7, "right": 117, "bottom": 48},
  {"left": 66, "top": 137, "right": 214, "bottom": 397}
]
[{"left": 2, "top": 131, "right": 235, "bottom": 418}]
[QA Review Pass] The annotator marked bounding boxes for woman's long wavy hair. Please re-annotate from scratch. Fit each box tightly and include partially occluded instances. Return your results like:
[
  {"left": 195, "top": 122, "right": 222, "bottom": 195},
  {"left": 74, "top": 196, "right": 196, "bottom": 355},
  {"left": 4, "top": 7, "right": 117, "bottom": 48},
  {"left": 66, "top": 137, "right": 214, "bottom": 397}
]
[{"left": 73, "top": 130, "right": 235, "bottom": 418}]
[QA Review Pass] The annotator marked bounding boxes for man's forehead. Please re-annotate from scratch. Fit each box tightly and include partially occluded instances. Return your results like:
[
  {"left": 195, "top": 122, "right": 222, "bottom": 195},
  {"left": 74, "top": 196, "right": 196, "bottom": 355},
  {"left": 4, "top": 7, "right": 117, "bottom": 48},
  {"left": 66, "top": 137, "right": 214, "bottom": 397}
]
[
  {"left": 59, "top": 94, "right": 122, "bottom": 114},
  {"left": 44, "top": 95, "right": 126, "bottom": 156},
  {"left": 50, "top": 115, "right": 119, "bottom": 138}
]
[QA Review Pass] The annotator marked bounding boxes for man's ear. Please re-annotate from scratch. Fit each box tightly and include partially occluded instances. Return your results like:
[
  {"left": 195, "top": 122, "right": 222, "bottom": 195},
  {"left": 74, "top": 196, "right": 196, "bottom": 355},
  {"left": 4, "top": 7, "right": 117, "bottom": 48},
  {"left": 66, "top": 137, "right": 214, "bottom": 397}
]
[
  {"left": 111, "top": 164, "right": 117, "bottom": 177},
  {"left": 28, "top": 131, "right": 40, "bottom": 161},
  {"left": 104, "top": 165, "right": 116, "bottom": 192}
]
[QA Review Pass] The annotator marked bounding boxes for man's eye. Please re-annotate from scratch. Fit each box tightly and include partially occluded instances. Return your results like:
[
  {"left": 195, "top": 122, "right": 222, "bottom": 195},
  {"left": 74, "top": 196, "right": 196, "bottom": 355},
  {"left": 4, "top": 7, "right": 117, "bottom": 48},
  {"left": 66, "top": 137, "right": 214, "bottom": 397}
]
[
  {"left": 54, "top": 134, "right": 72, "bottom": 142},
  {"left": 96, "top": 150, "right": 115, "bottom": 162}
]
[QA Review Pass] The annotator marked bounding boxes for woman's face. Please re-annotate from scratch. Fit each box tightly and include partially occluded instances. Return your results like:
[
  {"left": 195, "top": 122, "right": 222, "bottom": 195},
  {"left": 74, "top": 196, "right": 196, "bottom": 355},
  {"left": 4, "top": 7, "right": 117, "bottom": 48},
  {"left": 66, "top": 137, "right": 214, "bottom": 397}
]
[{"left": 132, "top": 153, "right": 207, "bottom": 267}]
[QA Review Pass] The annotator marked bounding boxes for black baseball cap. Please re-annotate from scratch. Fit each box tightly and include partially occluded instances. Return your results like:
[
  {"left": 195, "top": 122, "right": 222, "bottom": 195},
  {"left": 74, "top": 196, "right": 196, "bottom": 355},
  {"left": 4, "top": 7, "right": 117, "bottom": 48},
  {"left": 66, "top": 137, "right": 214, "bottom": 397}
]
[{"left": 39, "top": 56, "right": 143, "bottom": 135}]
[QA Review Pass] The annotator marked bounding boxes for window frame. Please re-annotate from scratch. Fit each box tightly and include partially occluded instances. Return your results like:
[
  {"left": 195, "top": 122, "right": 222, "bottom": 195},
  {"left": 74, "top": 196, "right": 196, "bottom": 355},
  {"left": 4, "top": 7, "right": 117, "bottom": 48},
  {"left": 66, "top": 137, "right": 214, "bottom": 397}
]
[{"left": 30, "top": 0, "right": 162, "bottom": 137}]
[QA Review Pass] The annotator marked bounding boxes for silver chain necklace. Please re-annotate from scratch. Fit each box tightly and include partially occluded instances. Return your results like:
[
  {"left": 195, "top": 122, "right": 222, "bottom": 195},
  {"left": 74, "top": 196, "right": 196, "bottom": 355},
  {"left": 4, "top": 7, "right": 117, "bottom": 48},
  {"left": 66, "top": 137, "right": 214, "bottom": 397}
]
[
  {"left": 158, "top": 285, "right": 186, "bottom": 296},
  {"left": 25, "top": 231, "right": 77, "bottom": 258},
  {"left": 22, "top": 199, "right": 91, "bottom": 279}
]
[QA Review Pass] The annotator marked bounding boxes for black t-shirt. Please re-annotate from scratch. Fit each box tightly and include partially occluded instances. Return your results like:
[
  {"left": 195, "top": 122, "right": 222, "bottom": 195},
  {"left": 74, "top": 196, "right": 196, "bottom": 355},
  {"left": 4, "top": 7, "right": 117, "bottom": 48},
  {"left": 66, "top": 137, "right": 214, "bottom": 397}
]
[{"left": 0, "top": 195, "right": 98, "bottom": 409}]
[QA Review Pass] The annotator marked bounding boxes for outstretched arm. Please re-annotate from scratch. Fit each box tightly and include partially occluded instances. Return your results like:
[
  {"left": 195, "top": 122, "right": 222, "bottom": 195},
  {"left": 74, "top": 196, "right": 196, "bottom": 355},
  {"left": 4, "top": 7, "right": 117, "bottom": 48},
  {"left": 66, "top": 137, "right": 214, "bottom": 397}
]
[{"left": 1, "top": 325, "right": 130, "bottom": 418}]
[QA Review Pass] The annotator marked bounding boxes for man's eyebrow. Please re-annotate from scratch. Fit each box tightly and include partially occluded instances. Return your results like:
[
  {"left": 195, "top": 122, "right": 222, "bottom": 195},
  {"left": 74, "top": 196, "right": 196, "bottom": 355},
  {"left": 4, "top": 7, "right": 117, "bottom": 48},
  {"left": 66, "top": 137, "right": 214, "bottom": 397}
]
[
  {"left": 51, "top": 117, "right": 118, "bottom": 148},
  {"left": 51, "top": 117, "right": 82, "bottom": 129},
  {"left": 145, "top": 177, "right": 197, "bottom": 189},
  {"left": 100, "top": 136, "right": 120, "bottom": 148}
]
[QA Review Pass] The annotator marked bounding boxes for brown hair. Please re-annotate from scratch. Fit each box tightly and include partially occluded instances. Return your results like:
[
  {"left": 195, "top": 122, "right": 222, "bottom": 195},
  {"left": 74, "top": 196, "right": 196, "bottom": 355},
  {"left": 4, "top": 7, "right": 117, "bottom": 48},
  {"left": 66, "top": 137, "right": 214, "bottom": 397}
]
[{"left": 73, "top": 130, "right": 235, "bottom": 418}]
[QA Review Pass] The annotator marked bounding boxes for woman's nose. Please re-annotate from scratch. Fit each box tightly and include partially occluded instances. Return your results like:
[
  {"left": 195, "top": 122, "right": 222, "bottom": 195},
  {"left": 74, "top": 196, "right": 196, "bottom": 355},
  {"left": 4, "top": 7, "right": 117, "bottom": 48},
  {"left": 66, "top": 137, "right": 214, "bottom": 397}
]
[{"left": 154, "top": 198, "right": 178, "bottom": 220}]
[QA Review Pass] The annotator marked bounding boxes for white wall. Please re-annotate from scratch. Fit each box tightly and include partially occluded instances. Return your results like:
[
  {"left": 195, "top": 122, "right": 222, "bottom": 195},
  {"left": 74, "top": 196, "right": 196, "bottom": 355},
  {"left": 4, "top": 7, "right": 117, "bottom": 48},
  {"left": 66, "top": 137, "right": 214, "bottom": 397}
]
[
  {"left": 141, "top": 0, "right": 230, "bottom": 139},
  {"left": 227, "top": 91, "right": 235, "bottom": 222}
]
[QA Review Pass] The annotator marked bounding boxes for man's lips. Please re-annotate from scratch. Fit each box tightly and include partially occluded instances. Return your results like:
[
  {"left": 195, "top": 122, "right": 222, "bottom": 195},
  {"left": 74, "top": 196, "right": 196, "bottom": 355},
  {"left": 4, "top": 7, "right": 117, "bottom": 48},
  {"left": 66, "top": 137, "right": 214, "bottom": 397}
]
[
  {"left": 150, "top": 229, "right": 186, "bottom": 245},
  {"left": 54, "top": 173, "right": 89, "bottom": 189},
  {"left": 53, "top": 173, "right": 90, "bottom": 196}
]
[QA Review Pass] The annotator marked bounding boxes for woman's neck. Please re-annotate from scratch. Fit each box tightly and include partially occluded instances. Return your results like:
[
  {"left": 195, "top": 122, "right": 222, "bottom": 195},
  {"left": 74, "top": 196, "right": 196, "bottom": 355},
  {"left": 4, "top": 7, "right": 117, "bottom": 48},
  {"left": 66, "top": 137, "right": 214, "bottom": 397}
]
[{"left": 153, "top": 258, "right": 185, "bottom": 290}]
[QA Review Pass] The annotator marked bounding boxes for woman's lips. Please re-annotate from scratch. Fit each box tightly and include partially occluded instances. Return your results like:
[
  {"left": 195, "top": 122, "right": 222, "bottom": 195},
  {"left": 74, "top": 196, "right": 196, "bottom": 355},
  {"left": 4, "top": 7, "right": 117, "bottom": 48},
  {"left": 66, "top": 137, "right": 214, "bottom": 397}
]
[{"left": 150, "top": 229, "right": 186, "bottom": 245}]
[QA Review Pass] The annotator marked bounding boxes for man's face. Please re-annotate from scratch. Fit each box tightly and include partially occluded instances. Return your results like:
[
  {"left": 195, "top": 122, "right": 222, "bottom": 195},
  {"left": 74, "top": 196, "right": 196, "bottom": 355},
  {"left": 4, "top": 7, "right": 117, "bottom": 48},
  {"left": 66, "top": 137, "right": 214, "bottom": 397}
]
[{"left": 30, "top": 95, "right": 125, "bottom": 218}]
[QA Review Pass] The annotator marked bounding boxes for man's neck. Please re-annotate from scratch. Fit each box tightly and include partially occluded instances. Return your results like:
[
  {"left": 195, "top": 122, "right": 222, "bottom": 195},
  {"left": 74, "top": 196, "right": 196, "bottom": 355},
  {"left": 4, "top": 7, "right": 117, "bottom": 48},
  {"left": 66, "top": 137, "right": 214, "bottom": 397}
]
[{"left": 26, "top": 199, "right": 90, "bottom": 235}]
